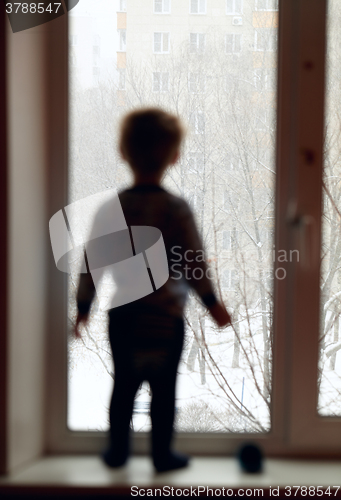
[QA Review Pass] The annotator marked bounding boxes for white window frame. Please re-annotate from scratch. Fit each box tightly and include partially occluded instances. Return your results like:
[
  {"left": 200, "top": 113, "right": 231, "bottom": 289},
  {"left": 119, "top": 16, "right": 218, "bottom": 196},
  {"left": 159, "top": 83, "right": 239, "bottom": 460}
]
[
  {"left": 153, "top": 32, "right": 170, "bottom": 53},
  {"left": 152, "top": 71, "right": 169, "bottom": 92},
  {"left": 255, "top": 0, "right": 279, "bottom": 11},
  {"left": 46, "top": 0, "right": 341, "bottom": 457},
  {"left": 225, "top": 33, "right": 242, "bottom": 53},
  {"left": 189, "top": 33, "right": 205, "bottom": 54},
  {"left": 154, "top": 0, "right": 171, "bottom": 14},
  {"left": 190, "top": 0, "right": 206, "bottom": 15},
  {"left": 226, "top": 0, "right": 243, "bottom": 15}
]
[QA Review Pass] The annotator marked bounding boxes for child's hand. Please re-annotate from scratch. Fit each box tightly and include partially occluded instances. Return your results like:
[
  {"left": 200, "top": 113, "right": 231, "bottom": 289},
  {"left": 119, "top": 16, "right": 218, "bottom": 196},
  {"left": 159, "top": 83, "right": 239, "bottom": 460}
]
[
  {"left": 74, "top": 312, "right": 89, "bottom": 339},
  {"left": 209, "top": 302, "right": 232, "bottom": 328}
]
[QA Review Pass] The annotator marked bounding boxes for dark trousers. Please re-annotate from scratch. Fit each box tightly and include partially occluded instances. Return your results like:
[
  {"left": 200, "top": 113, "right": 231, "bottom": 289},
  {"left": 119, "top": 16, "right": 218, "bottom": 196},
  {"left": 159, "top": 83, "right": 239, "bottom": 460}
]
[{"left": 108, "top": 305, "right": 184, "bottom": 463}]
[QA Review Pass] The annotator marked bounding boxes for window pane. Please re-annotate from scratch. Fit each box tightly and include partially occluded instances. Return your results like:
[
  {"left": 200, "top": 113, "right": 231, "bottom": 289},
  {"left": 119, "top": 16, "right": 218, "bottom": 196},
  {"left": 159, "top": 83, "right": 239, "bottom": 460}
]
[
  {"left": 154, "top": 0, "right": 162, "bottom": 13},
  {"left": 226, "top": 0, "right": 234, "bottom": 14},
  {"left": 199, "top": 0, "right": 206, "bottom": 13},
  {"left": 162, "top": 32, "right": 169, "bottom": 52},
  {"left": 318, "top": 0, "right": 341, "bottom": 416},
  {"left": 164, "top": 0, "right": 170, "bottom": 13},
  {"left": 191, "top": 0, "right": 198, "bottom": 14},
  {"left": 68, "top": 0, "right": 278, "bottom": 434},
  {"left": 154, "top": 32, "right": 162, "bottom": 52}
]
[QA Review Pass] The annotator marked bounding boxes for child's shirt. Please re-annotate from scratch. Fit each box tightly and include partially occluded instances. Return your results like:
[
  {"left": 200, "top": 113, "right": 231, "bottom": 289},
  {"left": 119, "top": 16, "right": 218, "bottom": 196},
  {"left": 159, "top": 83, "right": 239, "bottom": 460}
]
[{"left": 77, "top": 185, "right": 217, "bottom": 318}]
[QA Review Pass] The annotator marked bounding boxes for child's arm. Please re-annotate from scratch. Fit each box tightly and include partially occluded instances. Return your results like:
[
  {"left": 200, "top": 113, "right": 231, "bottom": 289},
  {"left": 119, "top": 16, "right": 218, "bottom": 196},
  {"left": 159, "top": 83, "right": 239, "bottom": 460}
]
[
  {"left": 208, "top": 301, "right": 231, "bottom": 327},
  {"left": 74, "top": 273, "right": 95, "bottom": 339},
  {"left": 174, "top": 200, "right": 232, "bottom": 327}
]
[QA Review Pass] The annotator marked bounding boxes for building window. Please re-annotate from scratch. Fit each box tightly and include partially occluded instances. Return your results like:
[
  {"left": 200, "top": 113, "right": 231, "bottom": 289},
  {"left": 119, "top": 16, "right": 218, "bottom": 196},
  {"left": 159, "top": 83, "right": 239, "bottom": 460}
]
[
  {"left": 154, "top": 0, "right": 171, "bottom": 13},
  {"left": 224, "top": 153, "right": 240, "bottom": 171},
  {"left": 119, "top": 29, "right": 126, "bottom": 51},
  {"left": 222, "top": 269, "right": 238, "bottom": 290},
  {"left": 188, "top": 152, "right": 204, "bottom": 173},
  {"left": 253, "top": 68, "right": 275, "bottom": 91},
  {"left": 188, "top": 72, "right": 205, "bottom": 93},
  {"left": 222, "top": 229, "right": 239, "bottom": 250},
  {"left": 153, "top": 32, "right": 170, "bottom": 53},
  {"left": 189, "top": 33, "right": 205, "bottom": 54},
  {"left": 225, "top": 33, "right": 242, "bottom": 53},
  {"left": 255, "top": 109, "right": 268, "bottom": 131},
  {"left": 93, "top": 67, "right": 100, "bottom": 76},
  {"left": 190, "top": 111, "right": 205, "bottom": 134},
  {"left": 255, "top": 0, "right": 278, "bottom": 11},
  {"left": 226, "top": 0, "right": 242, "bottom": 14},
  {"left": 70, "top": 35, "right": 78, "bottom": 46},
  {"left": 70, "top": 54, "right": 77, "bottom": 67},
  {"left": 190, "top": 0, "right": 206, "bottom": 14},
  {"left": 118, "top": 69, "right": 126, "bottom": 90},
  {"left": 224, "top": 190, "right": 240, "bottom": 210},
  {"left": 255, "top": 28, "right": 277, "bottom": 52},
  {"left": 153, "top": 72, "right": 169, "bottom": 92},
  {"left": 119, "top": 0, "right": 127, "bottom": 11}
]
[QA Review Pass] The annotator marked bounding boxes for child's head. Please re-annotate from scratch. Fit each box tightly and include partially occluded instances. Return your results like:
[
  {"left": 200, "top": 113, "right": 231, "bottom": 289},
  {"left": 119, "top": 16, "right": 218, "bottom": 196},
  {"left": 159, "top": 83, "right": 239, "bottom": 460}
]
[{"left": 119, "top": 108, "right": 184, "bottom": 177}]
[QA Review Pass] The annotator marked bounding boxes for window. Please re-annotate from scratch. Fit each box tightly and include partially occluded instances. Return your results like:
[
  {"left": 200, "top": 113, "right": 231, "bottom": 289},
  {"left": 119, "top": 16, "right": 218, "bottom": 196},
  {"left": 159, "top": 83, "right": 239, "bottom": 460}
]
[
  {"left": 58, "top": 0, "right": 341, "bottom": 456},
  {"left": 153, "top": 32, "right": 170, "bottom": 53},
  {"left": 222, "top": 229, "right": 239, "bottom": 250},
  {"left": 153, "top": 72, "right": 169, "bottom": 92},
  {"left": 253, "top": 68, "right": 275, "bottom": 91},
  {"left": 224, "top": 153, "right": 239, "bottom": 171},
  {"left": 255, "top": 0, "right": 278, "bottom": 11},
  {"left": 93, "top": 66, "right": 100, "bottom": 76},
  {"left": 119, "top": 0, "right": 127, "bottom": 11},
  {"left": 226, "top": 0, "right": 242, "bottom": 15},
  {"left": 224, "top": 190, "right": 240, "bottom": 210},
  {"left": 70, "top": 35, "right": 78, "bottom": 46},
  {"left": 190, "top": 111, "right": 205, "bottom": 134},
  {"left": 118, "top": 68, "right": 126, "bottom": 90},
  {"left": 255, "top": 109, "right": 268, "bottom": 131},
  {"left": 188, "top": 152, "right": 204, "bottom": 172},
  {"left": 188, "top": 72, "right": 205, "bottom": 93},
  {"left": 189, "top": 33, "right": 205, "bottom": 54},
  {"left": 154, "top": 0, "right": 171, "bottom": 14},
  {"left": 255, "top": 28, "right": 277, "bottom": 51},
  {"left": 226, "top": 34, "right": 242, "bottom": 53},
  {"left": 222, "top": 269, "right": 238, "bottom": 290},
  {"left": 190, "top": 0, "right": 206, "bottom": 14},
  {"left": 119, "top": 29, "right": 126, "bottom": 51}
]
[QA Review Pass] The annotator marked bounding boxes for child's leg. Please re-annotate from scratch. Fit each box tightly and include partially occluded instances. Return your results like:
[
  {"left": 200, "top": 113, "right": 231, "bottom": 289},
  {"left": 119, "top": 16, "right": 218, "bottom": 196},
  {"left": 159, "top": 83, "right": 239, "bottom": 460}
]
[
  {"left": 148, "top": 318, "right": 189, "bottom": 471},
  {"left": 105, "top": 370, "right": 140, "bottom": 467},
  {"left": 105, "top": 308, "right": 141, "bottom": 467}
]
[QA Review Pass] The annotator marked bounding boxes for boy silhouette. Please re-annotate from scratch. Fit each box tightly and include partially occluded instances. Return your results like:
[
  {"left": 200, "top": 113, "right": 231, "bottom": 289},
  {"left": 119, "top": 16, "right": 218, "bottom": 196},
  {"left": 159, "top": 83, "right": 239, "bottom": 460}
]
[{"left": 75, "top": 108, "right": 231, "bottom": 472}]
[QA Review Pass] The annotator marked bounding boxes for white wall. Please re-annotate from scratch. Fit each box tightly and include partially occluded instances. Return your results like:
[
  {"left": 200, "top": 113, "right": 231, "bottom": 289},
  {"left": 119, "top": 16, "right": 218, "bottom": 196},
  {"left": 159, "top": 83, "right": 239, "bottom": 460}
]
[{"left": 6, "top": 20, "right": 48, "bottom": 472}]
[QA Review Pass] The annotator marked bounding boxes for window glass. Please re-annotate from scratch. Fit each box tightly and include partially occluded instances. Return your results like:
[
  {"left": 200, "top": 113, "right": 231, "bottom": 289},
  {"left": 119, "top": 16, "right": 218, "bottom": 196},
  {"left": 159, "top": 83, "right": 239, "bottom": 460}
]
[
  {"left": 318, "top": 0, "right": 341, "bottom": 416},
  {"left": 226, "top": 0, "right": 242, "bottom": 15},
  {"left": 68, "top": 0, "right": 278, "bottom": 433}
]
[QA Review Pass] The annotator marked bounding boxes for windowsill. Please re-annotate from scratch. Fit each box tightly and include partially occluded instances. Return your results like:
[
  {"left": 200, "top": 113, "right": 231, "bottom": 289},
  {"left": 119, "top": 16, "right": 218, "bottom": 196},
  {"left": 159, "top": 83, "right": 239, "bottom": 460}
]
[{"left": 1, "top": 457, "right": 341, "bottom": 496}]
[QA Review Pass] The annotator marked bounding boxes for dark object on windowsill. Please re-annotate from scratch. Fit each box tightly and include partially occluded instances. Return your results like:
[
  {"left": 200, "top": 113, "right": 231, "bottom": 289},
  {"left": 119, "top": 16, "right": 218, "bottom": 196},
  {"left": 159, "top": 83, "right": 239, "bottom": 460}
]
[{"left": 237, "top": 443, "right": 263, "bottom": 473}]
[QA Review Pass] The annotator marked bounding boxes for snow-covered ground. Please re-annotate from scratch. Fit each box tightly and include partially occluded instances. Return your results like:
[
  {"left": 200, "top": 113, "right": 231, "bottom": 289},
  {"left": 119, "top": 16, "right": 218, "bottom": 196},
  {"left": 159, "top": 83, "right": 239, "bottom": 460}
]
[{"left": 68, "top": 314, "right": 270, "bottom": 433}]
